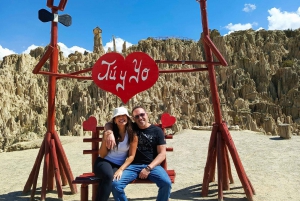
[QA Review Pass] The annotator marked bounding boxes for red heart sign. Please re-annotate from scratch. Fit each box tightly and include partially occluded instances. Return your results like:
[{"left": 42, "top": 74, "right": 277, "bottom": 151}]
[
  {"left": 161, "top": 113, "right": 176, "bottom": 128},
  {"left": 83, "top": 116, "right": 97, "bottom": 132},
  {"left": 92, "top": 52, "right": 159, "bottom": 103}
]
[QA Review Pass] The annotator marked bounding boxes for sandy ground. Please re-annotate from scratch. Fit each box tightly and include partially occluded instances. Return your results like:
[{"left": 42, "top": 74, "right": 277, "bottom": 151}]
[{"left": 0, "top": 129, "right": 300, "bottom": 201}]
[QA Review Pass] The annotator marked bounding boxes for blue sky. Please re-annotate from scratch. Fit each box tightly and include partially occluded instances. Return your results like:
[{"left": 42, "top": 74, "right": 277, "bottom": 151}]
[{"left": 0, "top": 0, "right": 300, "bottom": 60}]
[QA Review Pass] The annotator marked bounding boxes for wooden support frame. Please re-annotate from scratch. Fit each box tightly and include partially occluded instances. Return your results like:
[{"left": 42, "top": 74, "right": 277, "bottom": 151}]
[{"left": 23, "top": 0, "right": 254, "bottom": 200}]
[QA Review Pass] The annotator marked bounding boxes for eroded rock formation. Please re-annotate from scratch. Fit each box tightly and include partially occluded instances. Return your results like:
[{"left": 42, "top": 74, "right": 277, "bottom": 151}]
[{"left": 0, "top": 28, "right": 299, "bottom": 152}]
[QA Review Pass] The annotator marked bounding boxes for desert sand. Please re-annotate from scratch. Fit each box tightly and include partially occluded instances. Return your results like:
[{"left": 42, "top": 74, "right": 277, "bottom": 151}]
[{"left": 0, "top": 129, "right": 300, "bottom": 201}]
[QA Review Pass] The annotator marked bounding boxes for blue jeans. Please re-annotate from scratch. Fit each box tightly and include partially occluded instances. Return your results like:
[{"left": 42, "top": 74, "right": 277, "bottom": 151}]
[{"left": 111, "top": 164, "right": 172, "bottom": 201}]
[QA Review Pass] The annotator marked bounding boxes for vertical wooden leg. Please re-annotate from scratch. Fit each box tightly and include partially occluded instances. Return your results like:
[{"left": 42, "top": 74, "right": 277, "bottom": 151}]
[
  {"left": 53, "top": 131, "right": 77, "bottom": 194},
  {"left": 23, "top": 139, "right": 45, "bottom": 193},
  {"left": 81, "top": 184, "right": 89, "bottom": 201},
  {"left": 202, "top": 124, "right": 218, "bottom": 196},
  {"left": 216, "top": 131, "right": 223, "bottom": 201},
  {"left": 225, "top": 145, "right": 234, "bottom": 184},
  {"left": 48, "top": 148, "right": 55, "bottom": 191},
  {"left": 58, "top": 158, "right": 68, "bottom": 186},
  {"left": 50, "top": 139, "right": 63, "bottom": 199},
  {"left": 29, "top": 140, "right": 45, "bottom": 201},
  {"left": 220, "top": 122, "right": 254, "bottom": 201},
  {"left": 221, "top": 140, "right": 229, "bottom": 191},
  {"left": 247, "top": 176, "right": 256, "bottom": 195},
  {"left": 41, "top": 132, "right": 51, "bottom": 201},
  {"left": 208, "top": 149, "right": 216, "bottom": 182}
]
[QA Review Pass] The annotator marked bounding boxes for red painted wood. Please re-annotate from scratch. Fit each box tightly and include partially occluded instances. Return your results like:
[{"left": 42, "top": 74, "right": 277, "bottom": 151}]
[
  {"left": 73, "top": 170, "right": 176, "bottom": 185},
  {"left": 202, "top": 35, "right": 228, "bottom": 66},
  {"left": 41, "top": 132, "right": 51, "bottom": 200},
  {"left": 50, "top": 139, "right": 63, "bottom": 199},
  {"left": 26, "top": 0, "right": 253, "bottom": 200},
  {"left": 216, "top": 131, "right": 224, "bottom": 201},
  {"left": 83, "top": 116, "right": 97, "bottom": 132},
  {"left": 202, "top": 124, "right": 218, "bottom": 196},
  {"left": 161, "top": 113, "right": 176, "bottom": 128},
  {"left": 75, "top": 116, "right": 175, "bottom": 200},
  {"left": 92, "top": 52, "right": 159, "bottom": 104},
  {"left": 48, "top": 151, "right": 55, "bottom": 191},
  {"left": 222, "top": 141, "right": 230, "bottom": 191},
  {"left": 46, "top": 0, "right": 54, "bottom": 8},
  {"left": 23, "top": 139, "right": 45, "bottom": 193},
  {"left": 219, "top": 122, "right": 254, "bottom": 200},
  {"left": 209, "top": 147, "right": 217, "bottom": 182},
  {"left": 91, "top": 130, "right": 99, "bottom": 173},
  {"left": 58, "top": 0, "right": 68, "bottom": 10},
  {"left": 165, "top": 135, "right": 173, "bottom": 139},
  {"left": 81, "top": 184, "right": 88, "bottom": 201},
  {"left": 83, "top": 138, "right": 103, "bottom": 142},
  {"left": 47, "top": 0, "right": 68, "bottom": 11},
  {"left": 58, "top": 159, "right": 68, "bottom": 186},
  {"left": 155, "top": 60, "right": 221, "bottom": 65},
  {"left": 52, "top": 130, "right": 77, "bottom": 194},
  {"left": 32, "top": 46, "right": 53, "bottom": 74},
  {"left": 225, "top": 145, "right": 234, "bottom": 184},
  {"left": 197, "top": 1, "right": 253, "bottom": 200}
]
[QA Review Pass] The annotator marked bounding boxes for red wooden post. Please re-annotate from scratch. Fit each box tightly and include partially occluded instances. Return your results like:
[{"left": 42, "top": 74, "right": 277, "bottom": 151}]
[
  {"left": 81, "top": 184, "right": 89, "bottom": 201},
  {"left": 197, "top": 0, "right": 254, "bottom": 200},
  {"left": 202, "top": 124, "right": 218, "bottom": 196},
  {"left": 50, "top": 139, "right": 63, "bottom": 199},
  {"left": 92, "top": 129, "right": 99, "bottom": 201},
  {"left": 58, "top": 158, "right": 68, "bottom": 186},
  {"left": 41, "top": 132, "right": 51, "bottom": 200},
  {"left": 225, "top": 145, "right": 234, "bottom": 184},
  {"left": 24, "top": 1, "right": 77, "bottom": 199},
  {"left": 221, "top": 138, "right": 229, "bottom": 191}
]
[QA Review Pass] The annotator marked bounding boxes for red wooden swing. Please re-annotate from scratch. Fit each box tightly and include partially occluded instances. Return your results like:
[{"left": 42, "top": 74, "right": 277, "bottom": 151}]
[{"left": 23, "top": 0, "right": 254, "bottom": 200}]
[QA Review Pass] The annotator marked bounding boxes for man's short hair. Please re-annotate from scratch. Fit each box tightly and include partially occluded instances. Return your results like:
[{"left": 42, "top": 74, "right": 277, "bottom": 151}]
[{"left": 131, "top": 105, "right": 146, "bottom": 114}]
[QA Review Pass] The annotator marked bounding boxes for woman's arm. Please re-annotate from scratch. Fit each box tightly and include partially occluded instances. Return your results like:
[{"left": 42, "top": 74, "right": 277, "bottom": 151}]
[
  {"left": 113, "top": 135, "right": 138, "bottom": 180},
  {"left": 104, "top": 122, "right": 116, "bottom": 149},
  {"left": 98, "top": 132, "right": 109, "bottom": 158}
]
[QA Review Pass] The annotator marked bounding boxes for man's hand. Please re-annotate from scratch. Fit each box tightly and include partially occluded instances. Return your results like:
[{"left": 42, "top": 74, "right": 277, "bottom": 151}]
[
  {"left": 138, "top": 168, "right": 150, "bottom": 179},
  {"left": 104, "top": 130, "right": 116, "bottom": 149}
]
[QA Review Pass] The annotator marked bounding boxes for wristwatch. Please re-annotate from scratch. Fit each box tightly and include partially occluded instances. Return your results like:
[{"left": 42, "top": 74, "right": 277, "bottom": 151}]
[{"left": 145, "top": 165, "right": 152, "bottom": 172}]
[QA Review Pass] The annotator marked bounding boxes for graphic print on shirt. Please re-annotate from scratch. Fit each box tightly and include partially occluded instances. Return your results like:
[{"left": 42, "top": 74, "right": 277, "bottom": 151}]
[{"left": 137, "top": 131, "right": 153, "bottom": 152}]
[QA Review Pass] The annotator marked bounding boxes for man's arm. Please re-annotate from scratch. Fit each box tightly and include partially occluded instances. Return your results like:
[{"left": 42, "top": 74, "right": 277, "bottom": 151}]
[
  {"left": 138, "top": 145, "right": 166, "bottom": 179},
  {"left": 148, "top": 144, "right": 166, "bottom": 169},
  {"left": 104, "top": 122, "right": 116, "bottom": 149}
]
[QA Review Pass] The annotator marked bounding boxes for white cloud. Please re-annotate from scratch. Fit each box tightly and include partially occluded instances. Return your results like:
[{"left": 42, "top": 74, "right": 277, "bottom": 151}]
[
  {"left": 57, "top": 42, "right": 92, "bottom": 57},
  {"left": 243, "top": 4, "right": 256, "bottom": 12},
  {"left": 0, "top": 37, "right": 133, "bottom": 61},
  {"left": 268, "top": 7, "right": 300, "bottom": 30},
  {"left": 256, "top": 27, "right": 264, "bottom": 31},
  {"left": 225, "top": 22, "right": 255, "bottom": 34},
  {"left": 103, "top": 37, "right": 133, "bottom": 53},
  {"left": 0, "top": 45, "right": 16, "bottom": 60},
  {"left": 23, "top": 44, "right": 40, "bottom": 54}
]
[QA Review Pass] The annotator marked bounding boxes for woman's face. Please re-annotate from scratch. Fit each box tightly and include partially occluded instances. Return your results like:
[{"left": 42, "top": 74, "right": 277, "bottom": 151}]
[{"left": 114, "top": 114, "right": 128, "bottom": 128}]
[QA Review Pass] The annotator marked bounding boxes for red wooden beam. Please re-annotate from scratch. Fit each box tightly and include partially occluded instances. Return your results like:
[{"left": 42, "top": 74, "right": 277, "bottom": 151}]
[{"left": 32, "top": 46, "right": 53, "bottom": 74}]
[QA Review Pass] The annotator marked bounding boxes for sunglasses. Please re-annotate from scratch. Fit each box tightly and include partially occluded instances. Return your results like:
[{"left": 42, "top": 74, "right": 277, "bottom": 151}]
[{"left": 134, "top": 113, "right": 146, "bottom": 119}]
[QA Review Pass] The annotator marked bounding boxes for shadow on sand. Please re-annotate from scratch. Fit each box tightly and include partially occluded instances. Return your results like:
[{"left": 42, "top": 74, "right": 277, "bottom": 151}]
[
  {"left": 0, "top": 188, "right": 74, "bottom": 201},
  {"left": 126, "top": 183, "right": 249, "bottom": 201},
  {"left": 1, "top": 184, "right": 249, "bottom": 201}
]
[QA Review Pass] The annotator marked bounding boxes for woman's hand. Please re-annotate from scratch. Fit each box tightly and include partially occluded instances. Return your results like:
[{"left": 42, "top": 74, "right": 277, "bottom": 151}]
[
  {"left": 113, "top": 169, "right": 123, "bottom": 181},
  {"left": 104, "top": 130, "right": 116, "bottom": 149}
]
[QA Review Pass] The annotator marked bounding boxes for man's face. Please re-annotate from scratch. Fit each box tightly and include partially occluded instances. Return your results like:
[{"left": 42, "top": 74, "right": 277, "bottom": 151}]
[{"left": 132, "top": 108, "right": 149, "bottom": 129}]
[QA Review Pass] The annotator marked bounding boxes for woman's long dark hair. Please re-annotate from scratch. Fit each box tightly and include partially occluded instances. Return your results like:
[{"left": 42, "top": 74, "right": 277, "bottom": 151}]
[{"left": 112, "top": 116, "right": 135, "bottom": 148}]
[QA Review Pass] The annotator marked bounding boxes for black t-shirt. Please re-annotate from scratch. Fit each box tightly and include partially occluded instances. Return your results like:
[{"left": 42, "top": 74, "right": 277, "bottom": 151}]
[{"left": 132, "top": 124, "right": 166, "bottom": 164}]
